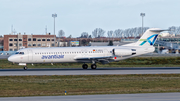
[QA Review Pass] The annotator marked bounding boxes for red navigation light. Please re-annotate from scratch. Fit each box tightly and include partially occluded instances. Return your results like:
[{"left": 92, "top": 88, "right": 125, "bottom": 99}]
[{"left": 114, "top": 57, "right": 117, "bottom": 59}]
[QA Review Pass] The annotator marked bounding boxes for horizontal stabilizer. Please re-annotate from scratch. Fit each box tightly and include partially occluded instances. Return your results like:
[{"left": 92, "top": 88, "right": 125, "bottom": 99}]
[{"left": 149, "top": 29, "right": 169, "bottom": 32}]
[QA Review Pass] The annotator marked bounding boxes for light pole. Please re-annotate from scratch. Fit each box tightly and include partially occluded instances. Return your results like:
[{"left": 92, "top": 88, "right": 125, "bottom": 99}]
[
  {"left": 140, "top": 13, "right": 145, "bottom": 35},
  {"left": 52, "top": 13, "right": 57, "bottom": 47}
]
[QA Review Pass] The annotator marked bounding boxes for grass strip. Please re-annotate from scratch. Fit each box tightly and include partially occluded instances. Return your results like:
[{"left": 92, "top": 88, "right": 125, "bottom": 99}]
[
  {"left": 1, "top": 56, "right": 180, "bottom": 69},
  {"left": 0, "top": 74, "right": 180, "bottom": 97}
]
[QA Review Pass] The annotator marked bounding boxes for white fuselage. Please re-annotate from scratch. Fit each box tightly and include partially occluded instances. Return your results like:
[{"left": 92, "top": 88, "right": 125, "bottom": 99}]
[{"left": 8, "top": 46, "right": 154, "bottom": 64}]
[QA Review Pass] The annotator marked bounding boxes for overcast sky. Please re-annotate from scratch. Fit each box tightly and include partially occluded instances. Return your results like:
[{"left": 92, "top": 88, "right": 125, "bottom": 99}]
[{"left": 0, "top": 0, "right": 179, "bottom": 37}]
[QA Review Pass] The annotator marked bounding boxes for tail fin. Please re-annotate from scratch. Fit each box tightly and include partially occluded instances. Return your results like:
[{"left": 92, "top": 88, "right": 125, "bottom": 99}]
[{"left": 135, "top": 28, "right": 167, "bottom": 46}]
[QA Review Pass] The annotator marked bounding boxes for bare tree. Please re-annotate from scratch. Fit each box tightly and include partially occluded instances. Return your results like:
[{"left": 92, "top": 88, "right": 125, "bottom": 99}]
[
  {"left": 98, "top": 28, "right": 105, "bottom": 37},
  {"left": 81, "top": 32, "right": 88, "bottom": 38},
  {"left": 121, "top": 27, "right": 149, "bottom": 38},
  {"left": 169, "top": 26, "right": 180, "bottom": 35},
  {"left": 92, "top": 28, "right": 105, "bottom": 38},
  {"left": 92, "top": 28, "right": 98, "bottom": 38},
  {"left": 58, "top": 30, "right": 65, "bottom": 37},
  {"left": 107, "top": 31, "right": 113, "bottom": 37},
  {"left": 114, "top": 29, "right": 123, "bottom": 38},
  {"left": 67, "top": 35, "right": 72, "bottom": 38}
]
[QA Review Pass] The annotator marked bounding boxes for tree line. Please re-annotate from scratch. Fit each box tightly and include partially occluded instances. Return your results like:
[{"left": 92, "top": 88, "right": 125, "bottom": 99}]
[
  {"left": 168, "top": 26, "right": 180, "bottom": 35},
  {"left": 58, "top": 26, "right": 180, "bottom": 38}
]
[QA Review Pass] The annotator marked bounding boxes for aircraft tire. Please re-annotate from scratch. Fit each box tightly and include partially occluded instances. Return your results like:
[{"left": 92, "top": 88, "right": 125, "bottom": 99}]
[
  {"left": 82, "top": 64, "right": 88, "bottom": 69},
  {"left": 91, "top": 64, "right": 97, "bottom": 69},
  {"left": 24, "top": 66, "right": 28, "bottom": 70}
]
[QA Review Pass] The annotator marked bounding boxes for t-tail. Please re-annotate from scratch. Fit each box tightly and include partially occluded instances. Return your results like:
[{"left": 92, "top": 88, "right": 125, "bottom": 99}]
[{"left": 135, "top": 28, "right": 167, "bottom": 46}]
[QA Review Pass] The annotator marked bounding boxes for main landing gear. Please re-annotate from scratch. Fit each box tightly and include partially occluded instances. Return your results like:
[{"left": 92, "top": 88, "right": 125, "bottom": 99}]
[
  {"left": 91, "top": 64, "right": 97, "bottom": 69},
  {"left": 82, "top": 64, "right": 88, "bottom": 69},
  {"left": 82, "top": 64, "right": 97, "bottom": 69}
]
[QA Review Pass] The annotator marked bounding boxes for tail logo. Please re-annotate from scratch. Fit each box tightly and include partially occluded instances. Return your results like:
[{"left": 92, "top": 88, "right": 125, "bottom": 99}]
[{"left": 139, "top": 34, "right": 158, "bottom": 46}]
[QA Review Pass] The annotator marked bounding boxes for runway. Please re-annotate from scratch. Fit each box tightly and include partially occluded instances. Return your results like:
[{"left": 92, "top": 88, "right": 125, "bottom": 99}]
[
  {"left": 1, "top": 93, "right": 180, "bottom": 101},
  {"left": 0, "top": 67, "right": 180, "bottom": 76}
]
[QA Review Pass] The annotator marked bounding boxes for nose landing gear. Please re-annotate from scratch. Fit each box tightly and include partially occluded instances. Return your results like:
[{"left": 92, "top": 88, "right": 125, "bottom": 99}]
[{"left": 24, "top": 66, "right": 28, "bottom": 70}]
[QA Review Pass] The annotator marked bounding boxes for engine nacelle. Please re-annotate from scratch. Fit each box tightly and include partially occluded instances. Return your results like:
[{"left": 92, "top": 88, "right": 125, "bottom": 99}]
[{"left": 112, "top": 48, "right": 136, "bottom": 56}]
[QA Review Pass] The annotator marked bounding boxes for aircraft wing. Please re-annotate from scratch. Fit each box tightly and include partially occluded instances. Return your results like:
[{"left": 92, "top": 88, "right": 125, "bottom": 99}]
[
  {"left": 74, "top": 56, "right": 115, "bottom": 64},
  {"left": 74, "top": 56, "right": 114, "bottom": 60}
]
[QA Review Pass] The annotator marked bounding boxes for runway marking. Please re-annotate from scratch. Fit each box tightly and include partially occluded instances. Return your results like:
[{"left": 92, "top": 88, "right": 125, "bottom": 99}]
[
  {"left": 0, "top": 93, "right": 180, "bottom": 101},
  {"left": 0, "top": 67, "right": 180, "bottom": 76}
]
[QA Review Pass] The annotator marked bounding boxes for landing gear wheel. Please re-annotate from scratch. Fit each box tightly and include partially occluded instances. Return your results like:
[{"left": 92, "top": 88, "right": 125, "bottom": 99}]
[
  {"left": 82, "top": 64, "right": 88, "bottom": 69},
  {"left": 91, "top": 64, "right": 97, "bottom": 69},
  {"left": 24, "top": 66, "right": 28, "bottom": 70}
]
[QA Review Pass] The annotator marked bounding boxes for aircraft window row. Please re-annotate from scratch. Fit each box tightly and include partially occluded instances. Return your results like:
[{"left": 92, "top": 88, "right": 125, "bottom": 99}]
[{"left": 35, "top": 51, "right": 103, "bottom": 55}]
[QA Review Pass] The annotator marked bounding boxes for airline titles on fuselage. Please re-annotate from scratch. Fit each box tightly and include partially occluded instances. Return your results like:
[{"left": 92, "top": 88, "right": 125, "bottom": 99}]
[{"left": 41, "top": 55, "right": 64, "bottom": 59}]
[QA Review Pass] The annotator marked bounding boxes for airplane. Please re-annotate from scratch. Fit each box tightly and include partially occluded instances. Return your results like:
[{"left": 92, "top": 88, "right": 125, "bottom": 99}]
[{"left": 8, "top": 28, "right": 166, "bottom": 70}]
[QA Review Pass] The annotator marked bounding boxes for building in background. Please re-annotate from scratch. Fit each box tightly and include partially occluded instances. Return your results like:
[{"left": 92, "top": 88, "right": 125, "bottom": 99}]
[
  {"left": 4, "top": 33, "right": 56, "bottom": 51},
  {"left": 0, "top": 37, "right": 3, "bottom": 51}
]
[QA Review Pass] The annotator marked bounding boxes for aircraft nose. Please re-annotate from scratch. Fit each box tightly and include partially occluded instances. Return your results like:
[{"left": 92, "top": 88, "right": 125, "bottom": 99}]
[{"left": 8, "top": 56, "right": 15, "bottom": 62}]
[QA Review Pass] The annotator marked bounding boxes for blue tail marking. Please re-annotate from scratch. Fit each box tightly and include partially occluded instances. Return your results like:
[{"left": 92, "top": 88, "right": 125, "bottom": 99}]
[{"left": 140, "top": 34, "right": 158, "bottom": 46}]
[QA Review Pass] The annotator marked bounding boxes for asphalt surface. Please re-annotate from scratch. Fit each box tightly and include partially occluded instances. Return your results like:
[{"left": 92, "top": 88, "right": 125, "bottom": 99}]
[
  {"left": 0, "top": 67, "right": 180, "bottom": 76},
  {"left": 1, "top": 93, "right": 180, "bottom": 101}
]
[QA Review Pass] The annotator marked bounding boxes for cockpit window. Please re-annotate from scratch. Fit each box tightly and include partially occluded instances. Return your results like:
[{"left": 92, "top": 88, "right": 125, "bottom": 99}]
[
  {"left": 15, "top": 52, "right": 19, "bottom": 54},
  {"left": 15, "top": 52, "right": 24, "bottom": 55},
  {"left": 19, "top": 52, "right": 24, "bottom": 54}
]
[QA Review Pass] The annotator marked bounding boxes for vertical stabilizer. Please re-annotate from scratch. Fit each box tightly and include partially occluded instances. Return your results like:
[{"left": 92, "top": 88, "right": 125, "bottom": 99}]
[{"left": 135, "top": 28, "right": 166, "bottom": 46}]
